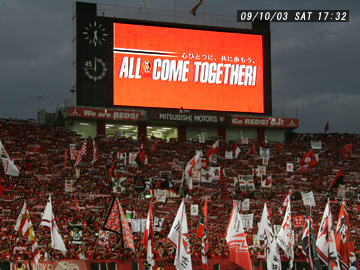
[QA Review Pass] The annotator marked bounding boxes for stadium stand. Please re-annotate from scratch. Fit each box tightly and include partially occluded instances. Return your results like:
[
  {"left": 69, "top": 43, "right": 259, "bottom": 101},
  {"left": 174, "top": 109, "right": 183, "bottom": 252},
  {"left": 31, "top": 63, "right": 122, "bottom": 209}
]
[{"left": 0, "top": 118, "right": 359, "bottom": 267}]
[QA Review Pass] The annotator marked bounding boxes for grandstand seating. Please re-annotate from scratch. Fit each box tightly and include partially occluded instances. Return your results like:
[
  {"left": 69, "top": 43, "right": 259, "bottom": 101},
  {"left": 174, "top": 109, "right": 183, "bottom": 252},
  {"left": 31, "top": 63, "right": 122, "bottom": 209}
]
[{"left": 0, "top": 118, "right": 359, "bottom": 264}]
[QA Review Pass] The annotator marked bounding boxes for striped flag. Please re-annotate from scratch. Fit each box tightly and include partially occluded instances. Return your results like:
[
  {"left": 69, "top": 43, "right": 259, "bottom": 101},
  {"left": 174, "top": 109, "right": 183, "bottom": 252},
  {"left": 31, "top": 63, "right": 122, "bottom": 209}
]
[
  {"left": 15, "top": 201, "right": 41, "bottom": 265},
  {"left": 75, "top": 140, "right": 87, "bottom": 167},
  {"left": 102, "top": 196, "right": 135, "bottom": 251}
]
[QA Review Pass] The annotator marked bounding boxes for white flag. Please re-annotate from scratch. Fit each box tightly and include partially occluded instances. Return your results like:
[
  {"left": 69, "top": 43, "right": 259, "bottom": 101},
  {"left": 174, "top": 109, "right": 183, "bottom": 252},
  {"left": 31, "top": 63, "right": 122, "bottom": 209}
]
[
  {"left": 40, "top": 196, "right": 67, "bottom": 255},
  {"left": 316, "top": 201, "right": 340, "bottom": 270},
  {"left": 168, "top": 200, "right": 185, "bottom": 247},
  {"left": 257, "top": 203, "right": 282, "bottom": 270},
  {"left": 0, "top": 140, "right": 19, "bottom": 176},
  {"left": 277, "top": 199, "right": 294, "bottom": 269},
  {"left": 301, "top": 191, "right": 316, "bottom": 206},
  {"left": 168, "top": 200, "right": 192, "bottom": 270}
]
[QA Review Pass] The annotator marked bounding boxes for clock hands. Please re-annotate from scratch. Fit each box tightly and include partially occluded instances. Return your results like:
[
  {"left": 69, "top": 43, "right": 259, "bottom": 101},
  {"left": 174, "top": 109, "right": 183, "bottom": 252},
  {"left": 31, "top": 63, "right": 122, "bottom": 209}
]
[{"left": 93, "top": 30, "right": 98, "bottom": 46}]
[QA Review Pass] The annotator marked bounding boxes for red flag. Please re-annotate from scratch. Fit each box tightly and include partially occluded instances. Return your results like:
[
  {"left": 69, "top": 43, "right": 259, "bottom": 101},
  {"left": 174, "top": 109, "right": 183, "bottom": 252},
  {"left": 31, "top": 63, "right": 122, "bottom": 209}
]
[
  {"left": 324, "top": 121, "right": 329, "bottom": 133},
  {"left": 74, "top": 194, "right": 80, "bottom": 214},
  {"left": 299, "top": 150, "right": 317, "bottom": 167},
  {"left": 205, "top": 140, "right": 219, "bottom": 159},
  {"left": 335, "top": 201, "right": 351, "bottom": 270},
  {"left": 197, "top": 200, "right": 209, "bottom": 270},
  {"left": 330, "top": 169, "right": 344, "bottom": 190},
  {"left": 225, "top": 201, "right": 252, "bottom": 270},
  {"left": 189, "top": 0, "right": 203, "bottom": 16},
  {"left": 341, "top": 144, "right": 352, "bottom": 159},
  {"left": 142, "top": 199, "right": 154, "bottom": 267},
  {"left": 102, "top": 197, "right": 135, "bottom": 251},
  {"left": 135, "top": 143, "right": 145, "bottom": 168}
]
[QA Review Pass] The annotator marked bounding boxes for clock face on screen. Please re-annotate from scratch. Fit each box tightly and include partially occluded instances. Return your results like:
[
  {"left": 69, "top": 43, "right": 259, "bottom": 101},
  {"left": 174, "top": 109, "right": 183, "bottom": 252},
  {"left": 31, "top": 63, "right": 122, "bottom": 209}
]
[{"left": 83, "top": 21, "right": 108, "bottom": 47}]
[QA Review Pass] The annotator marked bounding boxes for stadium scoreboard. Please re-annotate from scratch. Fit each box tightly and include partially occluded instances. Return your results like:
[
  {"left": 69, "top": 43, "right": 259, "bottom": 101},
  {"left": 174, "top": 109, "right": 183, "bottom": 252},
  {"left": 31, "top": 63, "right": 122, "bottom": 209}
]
[{"left": 74, "top": 2, "right": 272, "bottom": 115}]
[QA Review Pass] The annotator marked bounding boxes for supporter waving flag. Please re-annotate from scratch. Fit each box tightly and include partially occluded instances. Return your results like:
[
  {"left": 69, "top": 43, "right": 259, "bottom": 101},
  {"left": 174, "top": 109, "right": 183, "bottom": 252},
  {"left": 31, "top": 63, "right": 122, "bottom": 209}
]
[
  {"left": 233, "top": 142, "right": 241, "bottom": 158},
  {"left": 102, "top": 196, "right": 135, "bottom": 251},
  {"left": 184, "top": 152, "right": 202, "bottom": 179},
  {"left": 225, "top": 201, "right": 252, "bottom": 270},
  {"left": 135, "top": 143, "right": 145, "bottom": 167},
  {"left": 74, "top": 194, "right": 81, "bottom": 214},
  {"left": 142, "top": 199, "right": 155, "bottom": 268},
  {"left": 15, "top": 201, "right": 41, "bottom": 265},
  {"left": 335, "top": 200, "right": 351, "bottom": 270},
  {"left": 150, "top": 139, "right": 159, "bottom": 152},
  {"left": 277, "top": 197, "right": 294, "bottom": 269},
  {"left": 40, "top": 196, "right": 67, "bottom": 255},
  {"left": 278, "top": 191, "right": 291, "bottom": 216},
  {"left": 0, "top": 139, "right": 19, "bottom": 176},
  {"left": 74, "top": 140, "right": 87, "bottom": 167},
  {"left": 205, "top": 139, "right": 219, "bottom": 159},
  {"left": 246, "top": 141, "right": 256, "bottom": 155},
  {"left": 168, "top": 200, "right": 192, "bottom": 270},
  {"left": 257, "top": 203, "right": 281, "bottom": 270},
  {"left": 91, "top": 140, "right": 99, "bottom": 164},
  {"left": 300, "top": 204, "right": 322, "bottom": 270},
  {"left": 324, "top": 121, "right": 329, "bottom": 133},
  {"left": 299, "top": 149, "right": 317, "bottom": 167},
  {"left": 330, "top": 169, "right": 344, "bottom": 190},
  {"left": 197, "top": 199, "right": 209, "bottom": 270},
  {"left": 316, "top": 201, "right": 340, "bottom": 270}
]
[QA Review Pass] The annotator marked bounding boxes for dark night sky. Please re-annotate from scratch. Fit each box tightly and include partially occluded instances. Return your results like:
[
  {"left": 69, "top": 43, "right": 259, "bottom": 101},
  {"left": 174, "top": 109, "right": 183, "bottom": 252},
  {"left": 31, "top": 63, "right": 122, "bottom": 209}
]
[{"left": 1, "top": 0, "right": 359, "bottom": 133}]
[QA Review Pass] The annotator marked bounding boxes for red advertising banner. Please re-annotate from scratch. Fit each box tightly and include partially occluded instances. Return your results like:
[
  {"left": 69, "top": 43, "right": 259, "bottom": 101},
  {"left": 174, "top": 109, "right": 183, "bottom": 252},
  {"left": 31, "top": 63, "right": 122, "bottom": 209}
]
[
  {"left": 68, "top": 107, "right": 141, "bottom": 121},
  {"left": 113, "top": 23, "right": 264, "bottom": 113},
  {"left": 231, "top": 116, "right": 299, "bottom": 128},
  {"left": 11, "top": 258, "right": 334, "bottom": 270}
]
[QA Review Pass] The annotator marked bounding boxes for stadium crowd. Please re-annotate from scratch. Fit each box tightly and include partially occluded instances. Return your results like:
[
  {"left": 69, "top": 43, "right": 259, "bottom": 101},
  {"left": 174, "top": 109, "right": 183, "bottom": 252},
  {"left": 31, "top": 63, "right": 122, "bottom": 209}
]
[{"left": 0, "top": 118, "right": 359, "bottom": 265}]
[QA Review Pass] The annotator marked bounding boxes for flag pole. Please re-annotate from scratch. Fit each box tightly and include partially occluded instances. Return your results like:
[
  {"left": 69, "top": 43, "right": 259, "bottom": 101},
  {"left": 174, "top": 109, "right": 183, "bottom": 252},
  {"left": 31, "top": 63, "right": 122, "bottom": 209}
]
[{"left": 116, "top": 197, "right": 125, "bottom": 251}]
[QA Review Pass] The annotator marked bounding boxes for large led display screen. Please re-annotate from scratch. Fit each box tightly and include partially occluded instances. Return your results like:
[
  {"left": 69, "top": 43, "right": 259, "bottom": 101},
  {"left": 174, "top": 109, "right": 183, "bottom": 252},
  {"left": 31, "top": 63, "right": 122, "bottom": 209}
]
[{"left": 113, "top": 22, "right": 265, "bottom": 113}]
